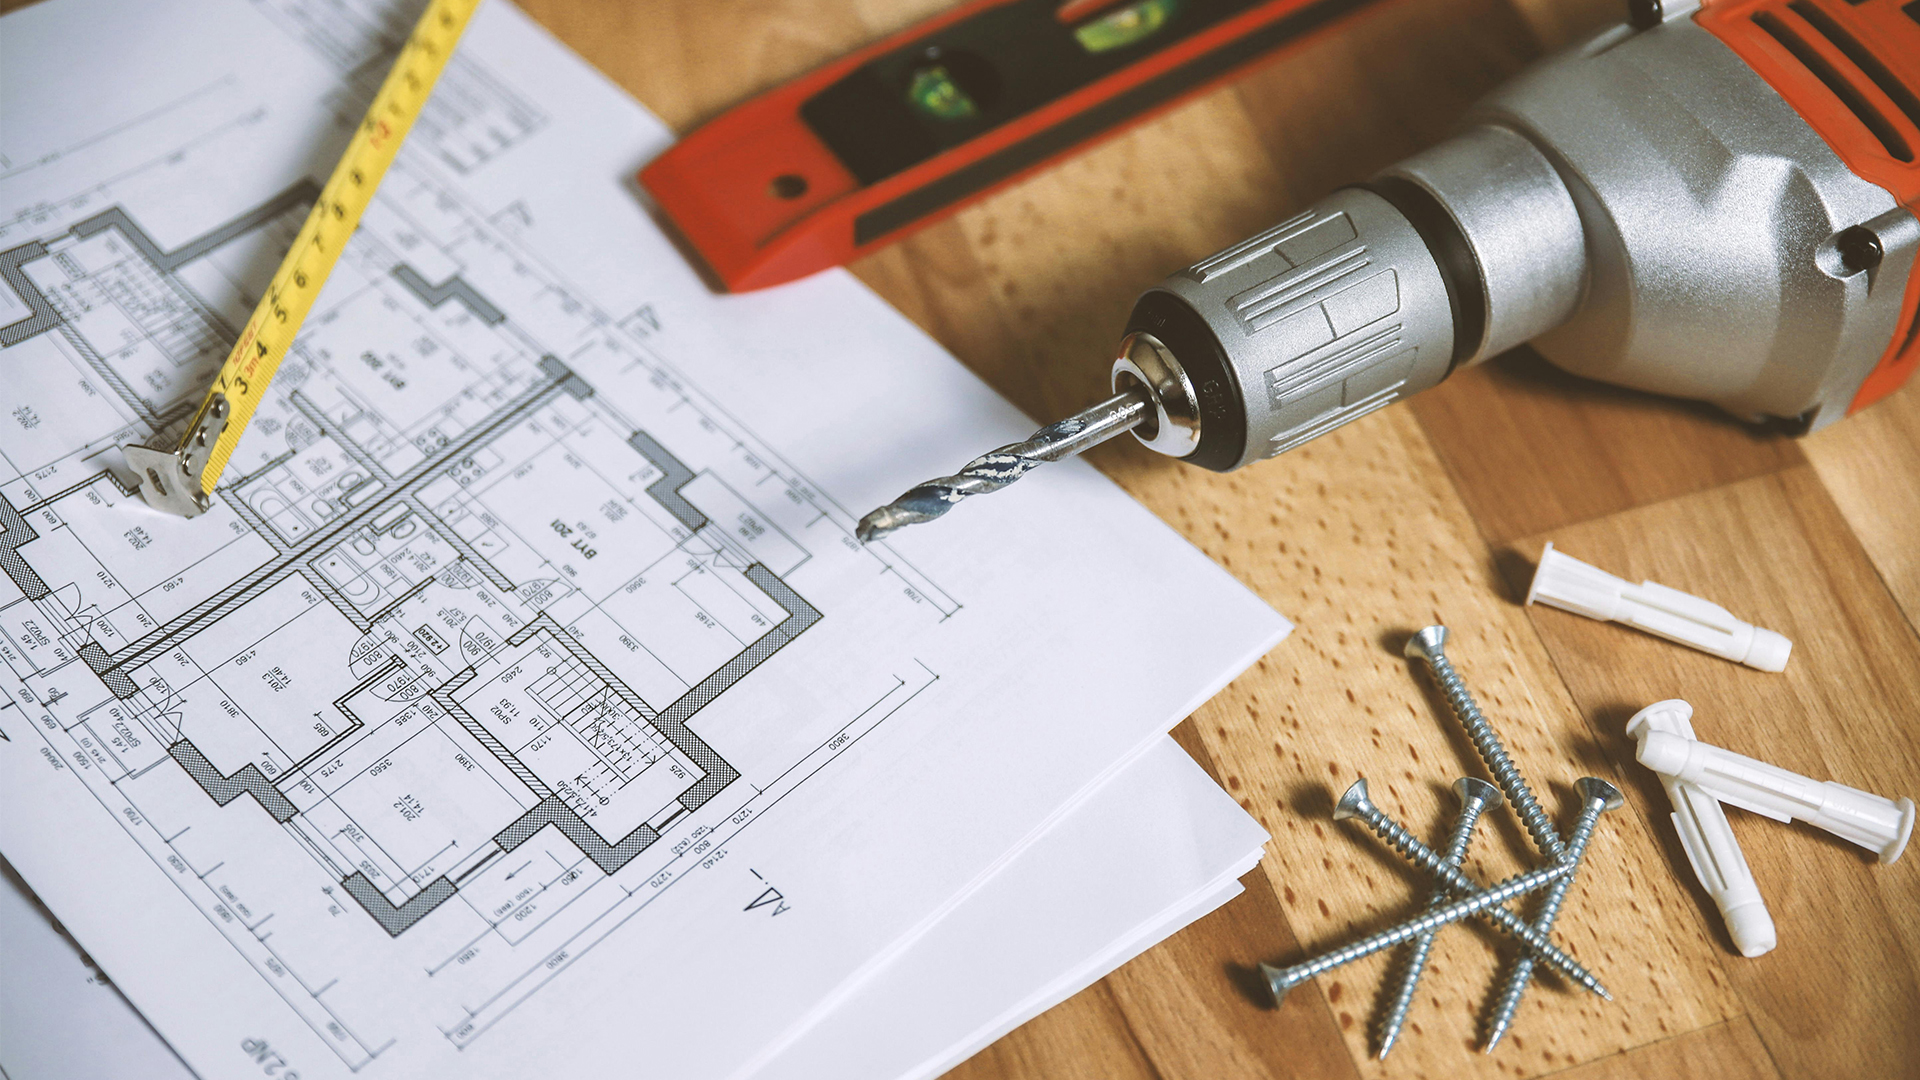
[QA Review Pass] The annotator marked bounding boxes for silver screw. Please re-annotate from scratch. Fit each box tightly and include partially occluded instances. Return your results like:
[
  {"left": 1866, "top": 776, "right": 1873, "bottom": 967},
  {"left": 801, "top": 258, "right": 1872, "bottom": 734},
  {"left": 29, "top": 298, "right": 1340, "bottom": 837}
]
[
  {"left": 1483, "top": 777, "right": 1624, "bottom": 1051},
  {"left": 1335, "top": 779, "right": 1611, "bottom": 999},
  {"left": 1260, "top": 860, "right": 1571, "bottom": 1006},
  {"left": 1376, "top": 777, "right": 1502, "bottom": 1059},
  {"left": 1405, "top": 626, "right": 1567, "bottom": 861}
]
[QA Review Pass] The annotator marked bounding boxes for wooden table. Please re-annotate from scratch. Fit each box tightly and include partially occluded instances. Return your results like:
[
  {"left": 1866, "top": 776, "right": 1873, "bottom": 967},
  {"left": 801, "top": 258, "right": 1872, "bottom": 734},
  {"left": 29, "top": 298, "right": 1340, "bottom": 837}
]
[
  {"left": 524, "top": 2, "right": 1920, "bottom": 1078},
  {"left": 27, "top": 0, "right": 1913, "bottom": 1074}
]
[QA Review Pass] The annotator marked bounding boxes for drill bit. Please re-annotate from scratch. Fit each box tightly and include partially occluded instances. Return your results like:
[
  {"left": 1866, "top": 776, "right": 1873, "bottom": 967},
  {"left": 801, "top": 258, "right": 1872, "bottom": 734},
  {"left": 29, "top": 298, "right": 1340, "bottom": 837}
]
[{"left": 856, "top": 386, "right": 1152, "bottom": 543}]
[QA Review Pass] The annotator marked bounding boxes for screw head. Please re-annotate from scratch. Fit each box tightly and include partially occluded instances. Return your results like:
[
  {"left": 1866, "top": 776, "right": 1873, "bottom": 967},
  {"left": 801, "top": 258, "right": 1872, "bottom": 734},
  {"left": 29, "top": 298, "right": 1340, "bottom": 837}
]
[
  {"left": 1403, "top": 626, "right": 1449, "bottom": 662},
  {"left": 1453, "top": 776, "right": 1503, "bottom": 810},
  {"left": 1260, "top": 962, "right": 1300, "bottom": 1006},
  {"left": 1576, "top": 777, "right": 1625, "bottom": 812},
  {"left": 1333, "top": 778, "right": 1372, "bottom": 821},
  {"left": 1627, "top": 0, "right": 1663, "bottom": 28},
  {"left": 1836, "top": 226, "right": 1884, "bottom": 274}
]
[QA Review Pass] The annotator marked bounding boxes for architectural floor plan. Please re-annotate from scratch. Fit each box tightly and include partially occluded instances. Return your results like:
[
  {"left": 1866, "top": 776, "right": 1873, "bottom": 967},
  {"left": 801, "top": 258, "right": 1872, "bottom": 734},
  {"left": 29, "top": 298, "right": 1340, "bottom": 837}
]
[
  {"left": 0, "top": 127, "right": 954, "bottom": 1062},
  {"left": 0, "top": 3, "right": 1287, "bottom": 1078}
]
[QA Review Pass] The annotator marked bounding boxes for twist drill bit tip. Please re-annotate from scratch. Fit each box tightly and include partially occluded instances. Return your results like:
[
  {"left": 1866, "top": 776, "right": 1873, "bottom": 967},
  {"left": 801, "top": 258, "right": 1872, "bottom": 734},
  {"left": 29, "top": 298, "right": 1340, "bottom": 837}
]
[{"left": 856, "top": 387, "right": 1152, "bottom": 543}]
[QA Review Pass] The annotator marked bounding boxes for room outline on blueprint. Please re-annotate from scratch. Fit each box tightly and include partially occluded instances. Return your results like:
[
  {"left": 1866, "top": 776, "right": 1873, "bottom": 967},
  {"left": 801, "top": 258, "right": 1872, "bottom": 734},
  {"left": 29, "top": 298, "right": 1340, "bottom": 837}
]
[{"left": 0, "top": 0, "right": 960, "bottom": 1068}]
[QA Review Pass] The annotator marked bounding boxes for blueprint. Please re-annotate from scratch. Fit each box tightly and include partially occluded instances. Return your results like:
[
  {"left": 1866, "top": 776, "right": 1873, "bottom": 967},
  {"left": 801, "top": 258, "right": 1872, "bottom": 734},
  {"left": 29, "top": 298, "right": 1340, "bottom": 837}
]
[
  {"left": 2, "top": 736, "right": 1263, "bottom": 1080},
  {"left": 0, "top": 2, "right": 1289, "bottom": 1078}
]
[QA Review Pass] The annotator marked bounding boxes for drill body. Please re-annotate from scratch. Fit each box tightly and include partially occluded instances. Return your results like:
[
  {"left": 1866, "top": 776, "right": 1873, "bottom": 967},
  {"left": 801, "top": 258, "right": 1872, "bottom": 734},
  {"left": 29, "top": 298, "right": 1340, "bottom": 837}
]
[{"left": 1116, "top": 0, "right": 1920, "bottom": 471}]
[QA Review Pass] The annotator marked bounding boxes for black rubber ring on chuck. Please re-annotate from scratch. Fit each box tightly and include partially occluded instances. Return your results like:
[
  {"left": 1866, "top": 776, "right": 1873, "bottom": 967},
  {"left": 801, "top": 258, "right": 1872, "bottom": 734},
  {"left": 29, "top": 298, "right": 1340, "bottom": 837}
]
[
  {"left": 1366, "top": 177, "right": 1486, "bottom": 372},
  {"left": 1123, "top": 289, "right": 1247, "bottom": 473}
]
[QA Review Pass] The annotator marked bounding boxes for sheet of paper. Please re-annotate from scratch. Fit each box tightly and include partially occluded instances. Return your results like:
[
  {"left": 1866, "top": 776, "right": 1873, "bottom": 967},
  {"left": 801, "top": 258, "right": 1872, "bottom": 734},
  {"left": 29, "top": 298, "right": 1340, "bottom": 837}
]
[
  {"left": 0, "top": 3, "right": 1290, "bottom": 1080},
  {"left": 919, "top": 882, "right": 1247, "bottom": 1080},
  {"left": 0, "top": 736, "right": 1260, "bottom": 1080},
  {"left": 0, "top": 857, "right": 199, "bottom": 1080},
  {"left": 753, "top": 738, "right": 1267, "bottom": 1080}
]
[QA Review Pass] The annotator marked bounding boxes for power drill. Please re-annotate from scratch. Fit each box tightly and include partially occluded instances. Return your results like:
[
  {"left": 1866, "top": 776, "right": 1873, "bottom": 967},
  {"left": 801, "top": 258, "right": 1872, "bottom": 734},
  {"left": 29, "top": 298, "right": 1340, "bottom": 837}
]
[{"left": 855, "top": 0, "right": 1920, "bottom": 540}]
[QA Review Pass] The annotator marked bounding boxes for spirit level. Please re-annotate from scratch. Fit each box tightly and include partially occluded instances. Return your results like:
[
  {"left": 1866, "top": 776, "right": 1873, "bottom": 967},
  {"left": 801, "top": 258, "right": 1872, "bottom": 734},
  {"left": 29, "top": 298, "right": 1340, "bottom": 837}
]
[{"left": 639, "top": 0, "right": 1386, "bottom": 292}]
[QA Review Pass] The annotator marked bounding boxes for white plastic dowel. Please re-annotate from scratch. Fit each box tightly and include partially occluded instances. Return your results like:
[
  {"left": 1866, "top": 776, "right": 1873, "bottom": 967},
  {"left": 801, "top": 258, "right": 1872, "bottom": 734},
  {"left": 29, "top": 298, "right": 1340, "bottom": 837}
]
[
  {"left": 1526, "top": 543, "right": 1792, "bottom": 671},
  {"left": 1635, "top": 728, "right": 1915, "bottom": 865},
  {"left": 1626, "top": 701, "right": 1775, "bottom": 956}
]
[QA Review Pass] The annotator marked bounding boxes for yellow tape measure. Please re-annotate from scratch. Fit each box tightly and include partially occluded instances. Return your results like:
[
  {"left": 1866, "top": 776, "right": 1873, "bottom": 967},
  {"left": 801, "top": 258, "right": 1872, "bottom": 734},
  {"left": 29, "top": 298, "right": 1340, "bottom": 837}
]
[{"left": 124, "top": 0, "right": 482, "bottom": 517}]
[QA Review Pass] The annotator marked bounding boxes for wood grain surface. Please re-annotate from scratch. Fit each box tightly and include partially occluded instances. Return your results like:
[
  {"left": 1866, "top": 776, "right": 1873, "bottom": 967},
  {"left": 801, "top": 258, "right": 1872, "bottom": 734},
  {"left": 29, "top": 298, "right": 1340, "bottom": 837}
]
[
  {"left": 572, "top": 2, "right": 1920, "bottom": 1073},
  {"left": 16, "top": 0, "right": 1913, "bottom": 1075}
]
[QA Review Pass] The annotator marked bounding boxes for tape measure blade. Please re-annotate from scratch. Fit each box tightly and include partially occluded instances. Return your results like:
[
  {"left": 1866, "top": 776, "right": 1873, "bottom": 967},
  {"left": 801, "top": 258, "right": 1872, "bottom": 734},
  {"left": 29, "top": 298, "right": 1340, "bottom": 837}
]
[{"left": 188, "top": 0, "right": 482, "bottom": 497}]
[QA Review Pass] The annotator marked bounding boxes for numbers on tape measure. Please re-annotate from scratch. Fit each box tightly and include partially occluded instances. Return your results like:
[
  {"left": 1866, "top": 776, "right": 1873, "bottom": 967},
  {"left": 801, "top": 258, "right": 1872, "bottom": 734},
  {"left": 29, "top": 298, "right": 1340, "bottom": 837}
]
[{"left": 180, "top": 0, "right": 481, "bottom": 496}]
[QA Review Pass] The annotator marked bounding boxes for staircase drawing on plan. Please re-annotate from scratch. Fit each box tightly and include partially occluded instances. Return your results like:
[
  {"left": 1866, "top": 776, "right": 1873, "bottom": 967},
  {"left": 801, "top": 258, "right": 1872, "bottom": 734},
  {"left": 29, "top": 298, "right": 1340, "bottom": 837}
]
[{"left": 0, "top": 148, "right": 953, "bottom": 1065}]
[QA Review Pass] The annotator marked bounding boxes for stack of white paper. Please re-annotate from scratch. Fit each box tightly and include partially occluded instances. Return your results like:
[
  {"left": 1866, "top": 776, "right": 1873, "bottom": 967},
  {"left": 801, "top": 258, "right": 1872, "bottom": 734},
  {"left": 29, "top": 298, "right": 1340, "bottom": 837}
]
[
  {"left": 4, "top": 738, "right": 1269, "bottom": 1080},
  {"left": 0, "top": 2, "right": 1287, "bottom": 1078},
  {"left": 0, "top": 860, "right": 198, "bottom": 1080}
]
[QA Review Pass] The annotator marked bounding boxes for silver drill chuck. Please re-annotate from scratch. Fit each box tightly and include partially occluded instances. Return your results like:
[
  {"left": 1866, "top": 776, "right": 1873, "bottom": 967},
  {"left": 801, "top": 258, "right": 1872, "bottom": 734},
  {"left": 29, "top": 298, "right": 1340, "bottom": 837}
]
[
  {"left": 858, "top": 137, "right": 1565, "bottom": 539},
  {"left": 1111, "top": 172, "right": 1513, "bottom": 472}
]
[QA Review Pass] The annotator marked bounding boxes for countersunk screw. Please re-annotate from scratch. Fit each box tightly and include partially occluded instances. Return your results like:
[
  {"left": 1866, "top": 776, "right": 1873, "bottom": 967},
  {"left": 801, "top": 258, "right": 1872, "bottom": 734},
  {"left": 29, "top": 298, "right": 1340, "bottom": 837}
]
[
  {"left": 1483, "top": 778, "right": 1625, "bottom": 1051},
  {"left": 1405, "top": 627, "right": 1567, "bottom": 861},
  {"left": 1260, "top": 860, "right": 1571, "bottom": 1006},
  {"left": 1376, "top": 777, "right": 1502, "bottom": 1059},
  {"left": 1334, "top": 779, "right": 1611, "bottom": 999}
]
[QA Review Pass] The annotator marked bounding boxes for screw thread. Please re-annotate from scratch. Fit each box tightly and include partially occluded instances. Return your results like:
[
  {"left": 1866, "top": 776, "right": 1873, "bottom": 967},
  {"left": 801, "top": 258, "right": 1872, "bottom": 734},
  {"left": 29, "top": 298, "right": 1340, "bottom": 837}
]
[
  {"left": 1418, "top": 648, "right": 1565, "bottom": 860},
  {"left": 1265, "top": 862, "right": 1571, "bottom": 1002},
  {"left": 1482, "top": 950, "right": 1536, "bottom": 1051},
  {"left": 1351, "top": 801, "right": 1607, "bottom": 997},
  {"left": 1377, "top": 800, "right": 1486, "bottom": 1057},
  {"left": 1376, "top": 934, "right": 1439, "bottom": 1056},
  {"left": 1484, "top": 799, "right": 1609, "bottom": 1049},
  {"left": 1360, "top": 808, "right": 1452, "bottom": 879}
]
